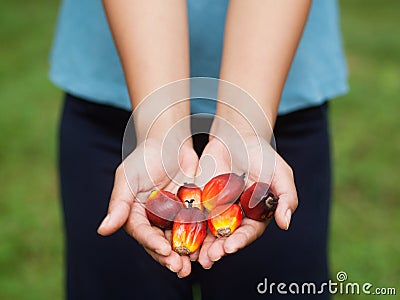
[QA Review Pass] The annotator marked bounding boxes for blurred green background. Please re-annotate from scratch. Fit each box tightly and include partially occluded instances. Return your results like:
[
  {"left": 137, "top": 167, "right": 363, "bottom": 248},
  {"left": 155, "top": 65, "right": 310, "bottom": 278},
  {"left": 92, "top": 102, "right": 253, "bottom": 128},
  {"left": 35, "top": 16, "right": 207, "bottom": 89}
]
[{"left": 0, "top": 0, "right": 399, "bottom": 299}]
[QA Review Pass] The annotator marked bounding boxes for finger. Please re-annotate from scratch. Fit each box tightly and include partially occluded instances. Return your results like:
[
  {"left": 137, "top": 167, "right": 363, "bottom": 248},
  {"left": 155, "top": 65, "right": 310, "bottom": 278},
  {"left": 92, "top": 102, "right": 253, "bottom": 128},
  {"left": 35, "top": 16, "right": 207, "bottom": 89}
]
[
  {"left": 207, "top": 237, "right": 227, "bottom": 262},
  {"left": 162, "top": 142, "right": 199, "bottom": 193},
  {"left": 164, "top": 230, "right": 192, "bottom": 277},
  {"left": 145, "top": 232, "right": 192, "bottom": 277},
  {"left": 198, "top": 233, "right": 215, "bottom": 269},
  {"left": 165, "top": 166, "right": 197, "bottom": 195},
  {"left": 271, "top": 155, "right": 298, "bottom": 230},
  {"left": 97, "top": 166, "right": 134, "bottom": 236},
  {"left": 125, "top": 202, "right": 171, "bottom": 256},
  {"left": 189, "top": 249, "right": 200, "bottom": 262},
  {"left": 194, "top": 143, "right": 232, "bottom": 187},
  {"left": 177, "top": 256, "right": 192, "bottom": 278},
  {"left": 224, "top": 218, "right": 268, "bottom": 254},
  {"left": 275, "top": 193, "right": 296, "bottom": 230},
  {"left": 144, "top": 247, "right": 183, "bottom": 273}
]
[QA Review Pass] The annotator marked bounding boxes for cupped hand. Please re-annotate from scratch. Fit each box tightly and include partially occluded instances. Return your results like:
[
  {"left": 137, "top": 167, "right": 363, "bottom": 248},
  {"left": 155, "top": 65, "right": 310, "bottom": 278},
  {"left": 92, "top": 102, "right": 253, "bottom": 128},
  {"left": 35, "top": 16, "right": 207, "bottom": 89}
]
[
  {"left": 194, "top": 135, "right": 298, "bottom": 269},
  {"left": 97, "top": 137, "right": 199, "bottom": 278}
]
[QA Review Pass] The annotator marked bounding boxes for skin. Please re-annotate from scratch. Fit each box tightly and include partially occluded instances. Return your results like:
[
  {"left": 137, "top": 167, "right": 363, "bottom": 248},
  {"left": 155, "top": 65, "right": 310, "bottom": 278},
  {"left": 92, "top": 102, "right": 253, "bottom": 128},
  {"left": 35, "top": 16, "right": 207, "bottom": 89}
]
[
  {"left": 99, "top": 0, "right": 195, "bottom": 278},
  {"left": 196, "top": 0, "right": 311, "bottom": 269},
  {"left": 98, "top": 0, "right": 311, "bottom": 277}
]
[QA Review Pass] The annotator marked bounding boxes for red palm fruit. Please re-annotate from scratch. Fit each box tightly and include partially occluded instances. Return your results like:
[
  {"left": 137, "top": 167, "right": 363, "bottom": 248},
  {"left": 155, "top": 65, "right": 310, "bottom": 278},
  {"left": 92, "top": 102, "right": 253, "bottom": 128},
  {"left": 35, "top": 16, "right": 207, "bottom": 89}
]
[
  {"left": 172, "top": 207, "right": 207, "bottom": 255},
  {"left": 145, "top": 190, "right": 183, "bottom": 229},
  {"left": 239, "top": 182, "right": 279, "bottom": 221},
  {"left": 208, "top": 204, "right": 243, "bottom": 238},
  {"left": 201, "top": 173, "right": 245, "bottom": 211},
  {"left": 177, "top": 183, "right": 203, "bottom": 211}
]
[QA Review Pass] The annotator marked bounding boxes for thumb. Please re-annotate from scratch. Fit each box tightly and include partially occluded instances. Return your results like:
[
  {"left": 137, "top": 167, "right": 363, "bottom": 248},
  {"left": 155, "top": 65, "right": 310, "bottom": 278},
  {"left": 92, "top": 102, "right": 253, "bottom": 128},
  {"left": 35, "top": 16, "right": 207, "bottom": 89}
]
[
  {"left": 97, "top": 165, "right": 135, "bottom": 235},
  {"left": 274, "top": 193, "right": 296, "bottom": 230},
  {"left": 271, "top": 155, "right": 298, "bottom": 231}
]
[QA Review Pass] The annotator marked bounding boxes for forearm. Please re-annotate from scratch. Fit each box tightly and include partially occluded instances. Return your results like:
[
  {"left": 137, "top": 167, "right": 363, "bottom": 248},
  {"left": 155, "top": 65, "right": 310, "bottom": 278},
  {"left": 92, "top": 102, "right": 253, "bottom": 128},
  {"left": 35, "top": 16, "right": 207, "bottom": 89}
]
[
  {"left": 103, "top": 0, "right": 191, "bottom": 142},
  {"left": 214, "top": 0, "right": 311, "bottom": 139}
]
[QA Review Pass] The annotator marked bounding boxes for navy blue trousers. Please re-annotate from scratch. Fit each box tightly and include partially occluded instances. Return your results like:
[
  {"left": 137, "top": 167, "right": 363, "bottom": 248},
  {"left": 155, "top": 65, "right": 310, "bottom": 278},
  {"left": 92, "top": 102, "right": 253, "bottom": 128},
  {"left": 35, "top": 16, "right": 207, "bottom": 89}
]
[{"left": 59, "top": 93, "right": 331, "bottom": 300}]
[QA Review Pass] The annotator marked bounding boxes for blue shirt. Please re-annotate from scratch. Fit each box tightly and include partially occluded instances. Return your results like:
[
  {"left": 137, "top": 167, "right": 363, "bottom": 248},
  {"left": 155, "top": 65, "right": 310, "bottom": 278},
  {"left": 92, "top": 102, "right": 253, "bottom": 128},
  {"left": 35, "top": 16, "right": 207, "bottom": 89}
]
[{"left": 49, "top": 0, "right": 348, "bottom": 115}]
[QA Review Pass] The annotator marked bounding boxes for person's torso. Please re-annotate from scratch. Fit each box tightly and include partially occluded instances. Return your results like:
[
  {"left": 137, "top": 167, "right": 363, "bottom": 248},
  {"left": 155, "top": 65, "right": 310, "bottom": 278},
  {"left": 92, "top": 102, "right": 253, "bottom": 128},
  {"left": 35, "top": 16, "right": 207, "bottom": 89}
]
[{"left": 49, "top": 0, "right": 348, "bottom": 115}]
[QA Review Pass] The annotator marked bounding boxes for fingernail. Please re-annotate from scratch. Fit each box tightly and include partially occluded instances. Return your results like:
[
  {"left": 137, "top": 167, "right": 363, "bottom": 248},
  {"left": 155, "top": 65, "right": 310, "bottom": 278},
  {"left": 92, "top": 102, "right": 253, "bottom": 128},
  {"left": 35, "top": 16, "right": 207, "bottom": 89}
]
[
  {"left": 155, "top": 243, "right": 170, "bottom": 255},
  {"left": 212, "top": 256, "right": 221, "bottom": 262},
  {"left": 166, "top": 264, "right": 176, "bottom": 272},
  {"left": 225, "top": 245, "right": 237, "bottom": 254},
  {"left": 155, "top": 249, "right": 166, "bottom": 255},
  {"left": 203, "top": 264, "right": 213, "bottom": 270},
  {"left": 285, "top": 209, "right": 292, "bottom": 230},
  {"left": 98, "top": 214, "right": 110, "bottom": 231},
  {"left": 177, "top": 273, "right": 183, "bottom": 279}
]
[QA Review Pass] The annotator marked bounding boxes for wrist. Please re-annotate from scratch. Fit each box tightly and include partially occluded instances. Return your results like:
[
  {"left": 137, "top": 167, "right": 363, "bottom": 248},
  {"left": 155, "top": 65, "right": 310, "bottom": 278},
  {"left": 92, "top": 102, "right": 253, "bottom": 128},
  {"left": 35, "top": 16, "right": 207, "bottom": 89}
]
[
  {"left": 212, "top": 80, "right": 278, "bottom": 142},
  {"left": 141, "top": 114, "right": 191, "bottom": 144},
  {"left": 134, "top": 98, "right": 191, "bottom": 144},
  {"left": 211, "top": 103, "right": 275, "bottom": 143}
]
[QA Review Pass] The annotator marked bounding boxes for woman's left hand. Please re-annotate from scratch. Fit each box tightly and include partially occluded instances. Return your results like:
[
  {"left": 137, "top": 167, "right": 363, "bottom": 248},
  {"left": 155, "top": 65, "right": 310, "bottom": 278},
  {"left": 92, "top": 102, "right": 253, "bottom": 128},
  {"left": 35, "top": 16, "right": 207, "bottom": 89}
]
[{"left": 193, "top": 134, "right": 298, "bottom": 269}]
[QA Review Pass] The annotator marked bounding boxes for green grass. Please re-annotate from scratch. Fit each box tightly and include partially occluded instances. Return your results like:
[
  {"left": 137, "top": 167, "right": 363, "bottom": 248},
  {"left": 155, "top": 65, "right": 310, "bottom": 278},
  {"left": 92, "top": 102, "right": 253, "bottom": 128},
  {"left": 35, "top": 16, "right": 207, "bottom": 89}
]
[
  {"left": 0, "top": 1, "right": 63, "bottom": 299},
  {"left": 330, "top": 1, "right": 400, "bottom": 298},
  {"left": 0, "top": 0, "right": 399, "bottom": 299}
]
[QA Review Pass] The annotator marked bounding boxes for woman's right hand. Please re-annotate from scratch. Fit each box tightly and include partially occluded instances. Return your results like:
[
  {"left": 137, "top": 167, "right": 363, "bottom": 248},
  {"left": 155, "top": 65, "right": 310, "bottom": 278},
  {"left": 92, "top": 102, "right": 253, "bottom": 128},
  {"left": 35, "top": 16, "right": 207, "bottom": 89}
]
[{"left": 97, "top": 137, "right": 199, "bottom": 278}]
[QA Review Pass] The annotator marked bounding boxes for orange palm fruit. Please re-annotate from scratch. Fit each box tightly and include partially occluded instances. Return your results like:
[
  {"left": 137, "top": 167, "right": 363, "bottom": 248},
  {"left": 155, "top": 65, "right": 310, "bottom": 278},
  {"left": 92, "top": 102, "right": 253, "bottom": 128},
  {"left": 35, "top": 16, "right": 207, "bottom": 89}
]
[
  {"left": 208, "top": 203, "right": 243, "bottom": 238},
  {"left": 201, "top": 173, "right": 245, "bottom": 211},
  {"left": 177, "top": 183, "right": 203, "bottom": 211},
  {"left": 172, "top": 207, "right": 207, "bottom": 255},
  {"left": 239, "top": 182, "right": 279, "bottom": 221},
  {"left": 145, "top": 190, "right": 183, "bottom": 229}
]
